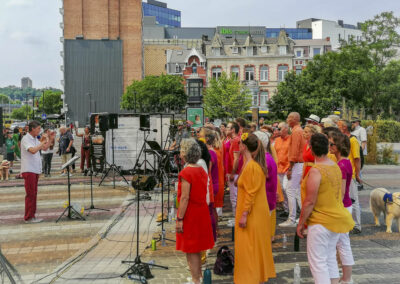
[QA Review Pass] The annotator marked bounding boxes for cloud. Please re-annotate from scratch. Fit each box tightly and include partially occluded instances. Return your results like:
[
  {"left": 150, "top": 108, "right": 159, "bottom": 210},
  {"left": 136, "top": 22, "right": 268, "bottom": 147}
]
[
  {"left": 6, "top": 0, "right": 33, "bottom": 7},
  {"left": 10, "top": 31, "right": 46, "bottom": 45}
]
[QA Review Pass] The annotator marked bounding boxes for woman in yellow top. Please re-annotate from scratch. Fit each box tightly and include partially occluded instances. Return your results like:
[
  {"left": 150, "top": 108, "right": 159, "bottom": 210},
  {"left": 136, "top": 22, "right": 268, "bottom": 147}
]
[
  {"left": 297, "top": 133, "right": 354, "bottom": 284},
  {"left": 234, "top": 133, "right": 276, "bottom": 284}
]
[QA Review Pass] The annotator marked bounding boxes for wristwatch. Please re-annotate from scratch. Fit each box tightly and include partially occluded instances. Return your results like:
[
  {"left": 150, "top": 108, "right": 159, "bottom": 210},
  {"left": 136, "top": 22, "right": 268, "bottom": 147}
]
[{"left": 177, "top": 216, "right": 184, "bottom": 221}]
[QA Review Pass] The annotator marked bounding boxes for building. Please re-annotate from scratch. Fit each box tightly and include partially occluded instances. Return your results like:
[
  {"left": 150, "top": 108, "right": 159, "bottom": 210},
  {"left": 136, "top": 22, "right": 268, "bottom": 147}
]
[
  {"left": 61, "top": 0, "right": 142, "bottom": 124},
  {"left": 267, "top": 28, "right": 312, "bottom": 40},
  {"left": 166, "top": 48, "right": 207, "bottom": 107},
  {"left": 21, "top": 77, "right": 32, "bottom": 89},
  {"left": 204, "top": 29, "right": 295, "bottom": 110},
  {"left": 293, "top": 39, "right": 332, "bottom": 74},
  {"left": 297, "top": 18, "right": 362, "bottom": 50},
  {"left": 142, "top": 0, "right": 181, "bottom": 28}
]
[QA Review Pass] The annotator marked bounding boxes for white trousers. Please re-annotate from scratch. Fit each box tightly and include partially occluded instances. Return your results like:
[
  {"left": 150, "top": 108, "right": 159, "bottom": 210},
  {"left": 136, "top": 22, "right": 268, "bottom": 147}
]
[
  {"left": 349, "top": 179, "right": 361, "bottom": 230},
  {"left": 228, "top": 175, "right": 238, "bottom": 217},
  {"left": 286, "top": 163, "right": 303, "bottom": 222},
  {"left": 307, "top": 224, "right": 340, "bottom": 283},
  {"left": 337, "top": 206, "right": 355, "bottom": 266},
  {"left": 278, "top": 173, "right": 289, "bottom": 212}
]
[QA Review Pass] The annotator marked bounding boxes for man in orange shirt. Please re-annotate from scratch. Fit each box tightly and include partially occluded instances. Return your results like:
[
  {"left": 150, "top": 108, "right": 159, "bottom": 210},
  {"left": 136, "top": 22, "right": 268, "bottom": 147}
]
[
  {"left": 280, "top": 112, "right": 306, "bottom": 227},
  {"left": 274, "top": 122, "right": 290, "bottom": 216},
  {"left": 226, "top": 121, "right": 241, "bottom": 217}
]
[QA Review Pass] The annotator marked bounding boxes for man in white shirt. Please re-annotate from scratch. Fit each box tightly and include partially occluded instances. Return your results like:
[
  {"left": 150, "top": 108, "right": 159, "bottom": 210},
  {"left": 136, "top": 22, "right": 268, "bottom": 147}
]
[
  {"left": 21, "top": 121, "right": 51, "bottom": 223},
  {"left": 351, "top": 117, "right": 367, "bottom": 156}
]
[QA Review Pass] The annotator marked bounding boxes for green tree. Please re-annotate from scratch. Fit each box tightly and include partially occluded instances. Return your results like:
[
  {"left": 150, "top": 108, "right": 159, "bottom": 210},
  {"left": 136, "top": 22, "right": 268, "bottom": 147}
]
[
  {"left": 37, "top": 90, "right": 63, "bottom": 114},
  {"left": 203, "top": 72, "right": 252, "bottom": 119},
  {"left": 11, "top": 105, "right": 32, "bottom": 120},
  {"left": 121, "top": 74, "right": 187, "bottom": 113},
  {"left": 0, "top": 94, "right": 10, "bottom": 104}
]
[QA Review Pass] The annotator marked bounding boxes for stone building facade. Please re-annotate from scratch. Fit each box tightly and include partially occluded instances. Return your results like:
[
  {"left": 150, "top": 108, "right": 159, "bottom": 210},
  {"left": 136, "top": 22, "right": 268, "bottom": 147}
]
[{"left": 204, "top": 30, "right": 295, "bottom": 110}]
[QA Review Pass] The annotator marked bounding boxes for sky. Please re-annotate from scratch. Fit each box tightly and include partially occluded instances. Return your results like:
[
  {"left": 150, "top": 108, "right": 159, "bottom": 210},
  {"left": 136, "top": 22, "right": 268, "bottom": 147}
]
[{"left": 0, "top": 0, "right": 399, "bottom": 90}]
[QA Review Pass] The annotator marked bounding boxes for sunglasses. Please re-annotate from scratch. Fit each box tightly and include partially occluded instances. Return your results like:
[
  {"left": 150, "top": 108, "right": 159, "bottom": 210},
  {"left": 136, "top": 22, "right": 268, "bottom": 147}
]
[{"left": 329, "top": 143, "right": 336, "bottom": 147}]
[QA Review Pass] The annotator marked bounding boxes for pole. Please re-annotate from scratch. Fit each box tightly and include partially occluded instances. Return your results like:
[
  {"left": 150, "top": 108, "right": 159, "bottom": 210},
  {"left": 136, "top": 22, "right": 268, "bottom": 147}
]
[
  {"left": 32, "top": 96, "right": 35, "bottom": 120},
  {"left": 42, "top": 90, "right": 45, "bottom": 115}
]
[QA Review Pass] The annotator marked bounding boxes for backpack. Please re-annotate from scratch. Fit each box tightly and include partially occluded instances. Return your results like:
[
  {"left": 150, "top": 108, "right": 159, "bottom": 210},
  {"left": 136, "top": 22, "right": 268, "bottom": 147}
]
[
  {"left": 350, "top": 135, "right": 364, "bottom": 169},
  {"left": 213, "top": 246, "right": 234, "bottom": 275}
]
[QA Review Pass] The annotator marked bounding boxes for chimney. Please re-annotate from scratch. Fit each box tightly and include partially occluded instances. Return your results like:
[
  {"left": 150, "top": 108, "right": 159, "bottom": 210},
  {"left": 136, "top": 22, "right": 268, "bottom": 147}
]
[{"left": 338, "top": 20, "right": 344, "bottom": 27}]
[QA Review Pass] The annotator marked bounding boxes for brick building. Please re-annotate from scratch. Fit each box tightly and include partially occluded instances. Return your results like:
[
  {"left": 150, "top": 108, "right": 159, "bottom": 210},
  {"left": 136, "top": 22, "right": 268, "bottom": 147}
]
[
  {"left": 166, "top": 48, "right": 207, "bottom": 107},
  {"left": 62, "top": 0, "right": 142, "bottom": 124}
]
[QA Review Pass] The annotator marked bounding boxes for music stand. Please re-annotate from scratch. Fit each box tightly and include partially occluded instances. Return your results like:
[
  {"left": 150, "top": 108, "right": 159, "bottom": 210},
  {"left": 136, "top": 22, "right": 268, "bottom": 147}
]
[{"left": 56, "top": 156, "right": 85, "bottom": 223}]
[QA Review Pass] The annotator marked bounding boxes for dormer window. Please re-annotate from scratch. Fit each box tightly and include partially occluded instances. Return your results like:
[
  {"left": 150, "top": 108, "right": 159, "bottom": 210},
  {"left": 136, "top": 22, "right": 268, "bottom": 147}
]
[
  {"left": 232, "top": 47, "right": 239, "bottom": 54},
  {"left": 279, "top": 46, "right": 287, "bottom": 55},
  {"left": 175, "top": 64, "right": 181, "bottom": 73},
  {"left": 192, "top": 63, "right": 197, "bottom": 74},
  {"left": 212, "top": 47, "right": 221, "bottom": 56}
]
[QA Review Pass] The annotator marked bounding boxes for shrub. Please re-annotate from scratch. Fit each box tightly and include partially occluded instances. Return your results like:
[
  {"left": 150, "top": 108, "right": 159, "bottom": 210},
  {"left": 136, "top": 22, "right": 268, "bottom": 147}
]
[
  {"left": 376, "top": 144, "right": 399, "bottom": 165},
  {"left": 362, "top": 120, "right": 400, "bottom": 143}
]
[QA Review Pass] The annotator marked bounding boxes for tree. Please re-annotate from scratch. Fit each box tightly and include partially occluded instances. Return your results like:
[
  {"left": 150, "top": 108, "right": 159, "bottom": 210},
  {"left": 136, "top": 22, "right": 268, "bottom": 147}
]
[
  {"left": 121, "top": 74, "right": 187, "bottom": 113},
  {"left": 11, "top": 105, "right": 32, "bottom": 120},
  {"left": 203, "top": 72, "right": 252, "bottom": 119},
  {"left": 37, "top": 90, "right": 63, "bottom": 114},
  {"left": 0, "top": 94, "right": 10, "bottom": 104}
]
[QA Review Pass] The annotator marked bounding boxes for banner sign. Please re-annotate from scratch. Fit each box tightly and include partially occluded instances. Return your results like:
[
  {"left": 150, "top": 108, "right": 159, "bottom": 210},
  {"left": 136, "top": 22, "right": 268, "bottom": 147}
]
[{"left": 186, "top": 107, "right": 204, "bottom": 128}]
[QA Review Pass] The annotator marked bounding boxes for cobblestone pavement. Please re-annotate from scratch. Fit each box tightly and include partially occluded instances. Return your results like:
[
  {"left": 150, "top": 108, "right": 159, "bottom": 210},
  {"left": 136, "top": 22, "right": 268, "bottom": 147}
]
[{"left": 1, "top": 164, "right": 400, "bottom": 283}]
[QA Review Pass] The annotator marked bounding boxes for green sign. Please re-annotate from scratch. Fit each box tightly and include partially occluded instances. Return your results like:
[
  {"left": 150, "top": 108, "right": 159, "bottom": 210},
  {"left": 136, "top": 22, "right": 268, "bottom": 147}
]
[
  {"left": 220, "top": 28, "right": 249, "bottom": 35},
  {"left": 186, "top": 107, "right": 204, "bottom": 128}
]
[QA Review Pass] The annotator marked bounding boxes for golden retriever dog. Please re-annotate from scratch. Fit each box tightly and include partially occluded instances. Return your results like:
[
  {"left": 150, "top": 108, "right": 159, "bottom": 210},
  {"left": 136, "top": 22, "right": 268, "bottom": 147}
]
[{"left": 370, "top": 188, "right": 400, "bottom": 233}]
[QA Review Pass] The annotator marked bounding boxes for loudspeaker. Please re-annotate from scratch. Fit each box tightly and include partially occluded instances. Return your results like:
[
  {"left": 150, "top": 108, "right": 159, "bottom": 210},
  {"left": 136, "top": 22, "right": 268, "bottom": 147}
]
[
  {"left": 140, "top": 114, "right": 150, "bottom": 129},
  {"left": 99, "top": 114, "right": 109, "bottom": 132},
  {"left": 109, "top": 113, "right": 118, "bottom": 129},
  {"left": 131, "top": 174, "right": 157, "bottom": 191}
]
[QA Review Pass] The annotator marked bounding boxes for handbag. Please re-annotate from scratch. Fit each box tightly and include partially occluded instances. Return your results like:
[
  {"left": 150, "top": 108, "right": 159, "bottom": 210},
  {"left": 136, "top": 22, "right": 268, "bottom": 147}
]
[{"left": 213, "top": 245, "right": 234, "bottom": 275}]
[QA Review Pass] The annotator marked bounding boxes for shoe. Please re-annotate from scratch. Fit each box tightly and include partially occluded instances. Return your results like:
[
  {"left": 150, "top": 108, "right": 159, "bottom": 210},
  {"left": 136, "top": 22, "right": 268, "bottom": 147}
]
[
  {"left": 279, "top": 220, "right": 297, "bottom": 227},
  {"left": 279, "top": 211, "right": 289, "bottom": 218},
  {"left": 25, "top": 218, "right": 43, "bottom": 224},
  {"left": 350, "top": 228, "right": 361, "bottom": 234},
  {"left": 295, "top": 218, "right": 299, "bottom": 224},
  {"left": 339, "top": 278, "right": 354, "bottom": 284},
  {"left": 227, "top": 219, "right": 235, "bottom": 227},
  {"left": 60, "top": 173, "right": 66, "bottom": 177},
  {"left": 358, "top": 184, "right": 364, "bottom": 191}
]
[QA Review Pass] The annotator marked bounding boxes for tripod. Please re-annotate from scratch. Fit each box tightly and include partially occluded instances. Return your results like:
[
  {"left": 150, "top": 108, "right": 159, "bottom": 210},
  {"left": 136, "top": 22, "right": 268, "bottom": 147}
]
[
  {"left": 99, "top": 128, "right": 129, "bottom": 188},
  {"left": 121, "top": 181, "right": 168, "bottom": 279},
  {"left": 56, "top": 156, "right": 85, "bottom": 222},
  {"left": 85, "top": 138, "right": 110, "bottom": 213}
]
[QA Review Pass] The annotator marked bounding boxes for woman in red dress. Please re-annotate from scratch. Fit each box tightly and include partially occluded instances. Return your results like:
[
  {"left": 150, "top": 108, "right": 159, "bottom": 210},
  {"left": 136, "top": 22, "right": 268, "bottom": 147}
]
[
  {"left": 301, "top": 124, "right": 321, "bottom": 202},
  {"left": 176, "top": 138, "right": 214, "bottom": 284}
]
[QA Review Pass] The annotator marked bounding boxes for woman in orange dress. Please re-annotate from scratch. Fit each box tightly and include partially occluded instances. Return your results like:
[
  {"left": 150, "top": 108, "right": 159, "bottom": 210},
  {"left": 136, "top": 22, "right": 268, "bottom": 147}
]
[
  {"left": 176, "top": 139, "right": 214, "bottom": 284},
  {"left": 234, "top": 133, "right": 276, "bottom": 284}
]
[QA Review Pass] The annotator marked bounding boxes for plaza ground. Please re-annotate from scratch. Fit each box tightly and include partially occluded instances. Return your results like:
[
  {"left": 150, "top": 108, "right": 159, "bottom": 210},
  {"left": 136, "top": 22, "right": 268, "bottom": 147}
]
[{"left": 1, "top": 152, "right": 400, "bottom": 283}]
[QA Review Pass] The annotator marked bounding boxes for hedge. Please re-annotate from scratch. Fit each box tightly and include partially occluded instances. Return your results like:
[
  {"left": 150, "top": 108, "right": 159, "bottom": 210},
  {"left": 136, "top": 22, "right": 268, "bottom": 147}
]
[{"left": 362, "top": 120, "right": 400, "bottom": 143}]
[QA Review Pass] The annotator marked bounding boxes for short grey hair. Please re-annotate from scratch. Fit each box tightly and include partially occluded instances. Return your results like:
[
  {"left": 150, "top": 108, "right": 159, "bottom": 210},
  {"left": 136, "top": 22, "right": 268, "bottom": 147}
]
[
  {"left": 180, "top": 138, "right": 201, "bottom": 164},
  {"left": 253, "top": 131, "right": 269, "bottom": 151}
]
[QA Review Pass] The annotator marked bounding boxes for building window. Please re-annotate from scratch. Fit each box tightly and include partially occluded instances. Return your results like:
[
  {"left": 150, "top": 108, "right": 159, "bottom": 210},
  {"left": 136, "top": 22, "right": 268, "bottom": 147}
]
[
  {"left": 260, "top": 66, "right": 268, "bottom": 81},
  {"left": 261, "top": 46, "right": 268, "bottom": 54},
  {"left": 188, "top": 81, "right": 203, "bottom": 97},
  {"left": 338, "top": 33, "right": 341, "bottom": 41},
  {"left": 252, "top": 93, "right": 258, "bottom": 106},
  {"left": 278, "top": 65, "right": 288, "bottom": 82},
  {"left": 296, "top": 66, "right": 302, "bottom": 75},
  {"left": 175, "top": 64, "right": 181, "bottom": 73},
  {"left": 212, "top": 67, "right": 222, "bottom": 80},
  {"left": 245, "top": 66, "right": 255, "bottom": 81},
  {"left": 246, "top": 47, "right": 253, "bottom": 56},
  {"left": 192, "top": 63, "right": 197, "bottom": 74},
  {"left": 231, "top": 66, "right": 239, "bottom": 79},
  {"left": 260, "top": 92, "right": 268, "bottom": 106},
  {"left": 212, "top": 47, "right": 221, "bottom": 56},
  {"left": 296, "top": 50, "right": 302, "bottom": 57},
  {"left": 279, "top": 46, "right": 287, "bottom": 55},
  {"left": 232, "top": 47, "right": 239, "bottom": 54},
  {"left": 313, "top": 48, "right": 321, "bottom": 56}
]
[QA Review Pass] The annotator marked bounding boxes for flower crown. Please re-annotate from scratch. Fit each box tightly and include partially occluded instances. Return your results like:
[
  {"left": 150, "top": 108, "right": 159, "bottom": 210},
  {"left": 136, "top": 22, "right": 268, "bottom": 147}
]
[{"left": 241, "top": 132, "right": 249, "bottom": 141}]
